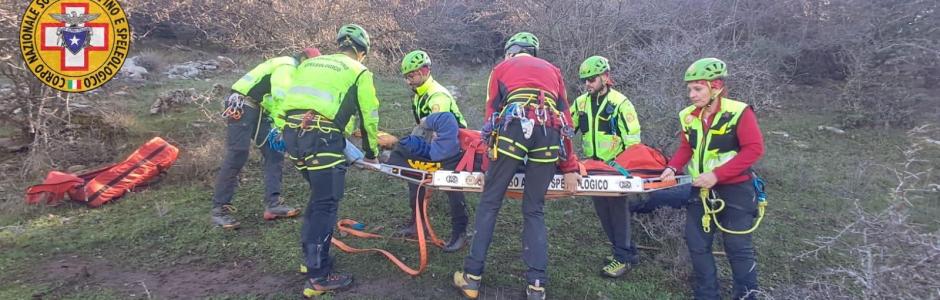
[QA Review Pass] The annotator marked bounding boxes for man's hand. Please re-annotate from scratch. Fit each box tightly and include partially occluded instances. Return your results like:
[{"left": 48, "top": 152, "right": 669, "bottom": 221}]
[
  {"left": 659, "top": 167, "right": 676, "bottom": 182},
  {"left": 563, "top": 172, "right": 580, "bottom": 194},
  {"left": 692, "top": 172, "right": 718, "bottom": 188}
]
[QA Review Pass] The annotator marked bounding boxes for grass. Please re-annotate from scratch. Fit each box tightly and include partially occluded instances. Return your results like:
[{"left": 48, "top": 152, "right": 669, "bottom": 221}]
[{"left": 1, "top": 56, "right": 937, "bottom": 299}]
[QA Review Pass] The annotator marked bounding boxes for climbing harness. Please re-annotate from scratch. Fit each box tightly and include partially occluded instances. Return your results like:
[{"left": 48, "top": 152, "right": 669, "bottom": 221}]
[{"left": 484, "top": 89, "right": 574, "bottom": 162}]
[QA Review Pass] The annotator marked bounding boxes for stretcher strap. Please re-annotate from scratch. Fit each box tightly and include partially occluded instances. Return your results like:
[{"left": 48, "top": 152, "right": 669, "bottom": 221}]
[
  {"left": 330, "top": 179, "right": 445, "bottom": 276},
  {"left": 455, "top": 150, "right": 475, "bottom": 172},
  {"left": 455, "top": 141, "right": 488, "bottom": 172}
]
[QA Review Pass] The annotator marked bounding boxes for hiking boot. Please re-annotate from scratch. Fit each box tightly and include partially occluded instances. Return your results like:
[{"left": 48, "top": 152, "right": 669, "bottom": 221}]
[
  {"left": 452, "top": 271, "right": 481, "bottom": 299},
  {"left": 526, "top": 281, "right": 546, "bottom": 300},
  {"left": 601, "top": 259, "right": 630, "bottom": 278},
  {"left": 211, "top": 205, "right": 240, "bottom": 229},
  {"left": 395, "top": 220, "right": 429, "bottom": 238},
  {"left": 263, "top": 199, "right": 300, "bottom": 220},
  {"left": 443, "top": 232, "right": 468, "bottom": 252},
  {"left": 302, "top": 273, "right": 353, "bottom": 298}
]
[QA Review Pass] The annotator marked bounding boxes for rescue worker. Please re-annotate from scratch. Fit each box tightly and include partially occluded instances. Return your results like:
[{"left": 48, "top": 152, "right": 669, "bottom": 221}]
[
  {"left": 278, "top": 24, "right": 380, "bottom": 297},
  {"left": 452, "top": 32, "right": 580, "bottom": 300},
  {"left": 570, "top": 56, "right": 643, "bottom": 278},
  {"left": 401, "top": 50, "right": 469, "bottom": 128},
  {"left": 395, "top": 50, "right": 470, "bottom": 251},
  {"left": 210, "top": 47, "right": 320, "bottom": 229},
  {"left": 659, "top": 58, "right": 765, "bottom": 299}
]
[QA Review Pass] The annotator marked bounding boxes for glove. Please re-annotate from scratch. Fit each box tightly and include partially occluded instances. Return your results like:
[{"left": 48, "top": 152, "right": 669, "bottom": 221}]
[
  {"left": 399, "top": 135, "right": 430, "bottom": 159},
  {"left": 343, "top": 139, "right": 365, "bottom": 162},
  {"left": 376, "top": 131, "right": 399, "bottom": 149},
  {"left": 267, "top": 127, "right": 285, "bottom": 153}
]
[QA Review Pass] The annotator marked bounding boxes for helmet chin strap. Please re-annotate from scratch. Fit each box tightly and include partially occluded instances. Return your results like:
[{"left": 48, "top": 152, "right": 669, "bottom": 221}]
[{"left": 705, "top": 81, "right": 723, "bottom": 108}]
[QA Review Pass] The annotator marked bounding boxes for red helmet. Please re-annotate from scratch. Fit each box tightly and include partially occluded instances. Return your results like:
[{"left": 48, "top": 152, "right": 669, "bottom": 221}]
[{"left": 303, "top": 47, "right": 321, "bottom": 58}]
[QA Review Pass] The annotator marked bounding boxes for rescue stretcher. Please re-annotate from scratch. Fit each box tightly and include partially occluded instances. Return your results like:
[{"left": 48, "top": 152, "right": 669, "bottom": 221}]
[
  {"left": 333, "top": 143, "right": 692, "bottom": 277},
  {"left": 356, "top": 161, "right": 691, "bottom": 197}
]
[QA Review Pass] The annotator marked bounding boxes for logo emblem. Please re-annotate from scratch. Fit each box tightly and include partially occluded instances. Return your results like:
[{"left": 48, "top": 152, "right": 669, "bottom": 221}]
[
  {"left": 19, "top": 0, "right": 131, "bottom": 92},
  {"left": 407, "top": 159, "right": 441, "bottom": 172},
  {"left": 619, "top": 181, "right": 632, "bottom": 189}
]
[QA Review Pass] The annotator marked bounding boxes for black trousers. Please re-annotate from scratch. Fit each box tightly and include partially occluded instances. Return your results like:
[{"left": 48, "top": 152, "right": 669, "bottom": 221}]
[
  {"left": 388, "top": 148, "right": 470, "bottom": 236},
  {"left": 211, "top": 99, "right": 283, "bottom": 207},
  {"left": 283, "top": 123, "right": 346, "bottom": 280},
  {"left": 591, "top": 195, "right": 639, "bottom": 264},
  {"left": 464, "top": 120, "right": 561, "bottom": 286},
  {"left": 686, "top": 182, "right": 760, "bottom": 299}
]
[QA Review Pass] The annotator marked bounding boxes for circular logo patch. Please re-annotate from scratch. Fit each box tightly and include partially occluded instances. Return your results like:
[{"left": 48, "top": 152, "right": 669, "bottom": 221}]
[{"left": 19, "top": 0, "right": 131, "bottom": 93}]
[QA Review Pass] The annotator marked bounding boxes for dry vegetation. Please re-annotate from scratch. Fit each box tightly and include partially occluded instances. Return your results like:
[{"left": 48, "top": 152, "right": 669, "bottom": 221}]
[
  {"left": 5, "top": 0, "right": 935, "bottom": 156},
  {"left": 783, "top": 126, "right": 940, "bottom": 299},
  {"left": 1, "top": 0, "right": 938, "bottom": 297}
]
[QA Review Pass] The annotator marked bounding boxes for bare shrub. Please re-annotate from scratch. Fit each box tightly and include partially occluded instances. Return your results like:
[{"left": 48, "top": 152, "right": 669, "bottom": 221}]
[
  {"left": 119, "top": 1, "right": 535, "bottom": 73},
  {"left": 783, "top": 125, "right": 940, "bottom": 299},
  {"left": 805, "top": 0, "right": 940, "bottom": 128},
  {"left": 497, "top": 0, "right": 795, "bottom": 150},
  {"left": 167, "top": 134, "right": 224, "bottom": 186},
  {"left": 635, "top": 207, "right": 692, "bottom": 283}
]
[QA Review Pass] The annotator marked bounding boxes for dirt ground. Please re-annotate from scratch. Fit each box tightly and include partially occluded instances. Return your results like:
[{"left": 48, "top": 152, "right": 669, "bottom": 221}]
[{"left": 25, "top": 255, "right": 449, "bottom": 299}]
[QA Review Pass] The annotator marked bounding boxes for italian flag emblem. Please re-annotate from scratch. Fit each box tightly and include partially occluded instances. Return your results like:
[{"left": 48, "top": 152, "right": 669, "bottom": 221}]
[{"left": 67, "top": 79, "right": 82, "bottom": 90}]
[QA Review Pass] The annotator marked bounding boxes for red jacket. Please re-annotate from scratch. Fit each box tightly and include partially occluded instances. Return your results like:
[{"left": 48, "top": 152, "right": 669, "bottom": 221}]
[
  {"left": 667, "top": 101, "right": 764, "bottom": 184},
  {"left": 484, "top": 55, "right": 579, "bottom": 173}
]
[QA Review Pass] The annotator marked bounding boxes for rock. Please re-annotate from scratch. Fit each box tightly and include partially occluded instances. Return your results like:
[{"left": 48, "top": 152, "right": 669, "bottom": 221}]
[
  {"left": 210, "top": 83, "right": 226, "bottom": 97},
  {"left": 165, "top": 58, "right": 228, "bottom": 79},
  {"left": 770, "top": 131, "right": 790, "bottom": 138},
  {"left": 216, "top": 56, "right": 236, "bottom": 68},
  {"left": 119, "top": 56, "right": 149, "bottom": 81},
  {"left": 67, "top": 165, "right": 87, "bottom": 173},
  {"left": 793, "top": 140, "right": 810, "bottom": 149},
  {"left": 151, "top": 88, "right": 198, "bottom": 114},
  {"left": 817, "top": 126, "right": 845, "bottom": 134}
]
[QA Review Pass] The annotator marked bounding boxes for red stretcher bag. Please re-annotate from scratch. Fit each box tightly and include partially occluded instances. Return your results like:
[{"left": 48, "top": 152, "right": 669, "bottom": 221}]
[
  {"left": 579, "top": 144, "right": 669, "bottom": 178},
  {"left": 25, "top": 137, "right": 179, "bottom": 208}
]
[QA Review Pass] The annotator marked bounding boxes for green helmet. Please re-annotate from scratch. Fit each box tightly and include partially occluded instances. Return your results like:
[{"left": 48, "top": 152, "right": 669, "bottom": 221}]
[
  {"left": 400, "top": 50, "right": 431, "bottom": 75},
  {"left": 336, "top": 24, "right": 371, "bottom": 53},
  {"left": 579, "top": 56, "right": 610, "bottom": 79},
  {"left": 504, "top": 32, "right": 540, "bottom": 52},
  {"left": 684, "top": 58, "right": 727, "bottom": 81}
]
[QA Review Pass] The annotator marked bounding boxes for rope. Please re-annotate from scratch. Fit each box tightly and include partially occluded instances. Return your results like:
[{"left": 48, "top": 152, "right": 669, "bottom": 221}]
[
  {"left": 699, "top": 187, "right": 767, "bottom": 235},
  {"left": 330, "top": 178, "right": 445, "bottom": 276}
]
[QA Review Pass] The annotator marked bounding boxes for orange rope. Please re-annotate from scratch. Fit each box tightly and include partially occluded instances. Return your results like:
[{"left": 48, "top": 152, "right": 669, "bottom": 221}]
[{"left": 331, "top": 178, "right": 444, "bottom": 276}]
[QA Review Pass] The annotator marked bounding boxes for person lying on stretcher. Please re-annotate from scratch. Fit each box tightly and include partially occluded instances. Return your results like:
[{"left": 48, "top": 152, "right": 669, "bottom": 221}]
[{"left": 385, "top": 112, "right": 471, "bottom": 252}]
